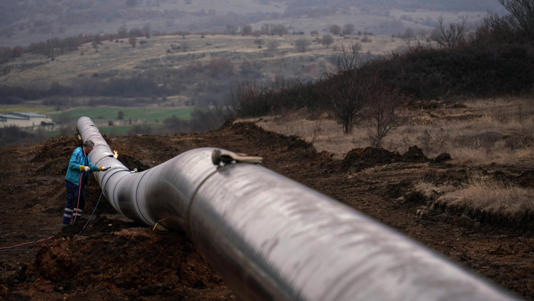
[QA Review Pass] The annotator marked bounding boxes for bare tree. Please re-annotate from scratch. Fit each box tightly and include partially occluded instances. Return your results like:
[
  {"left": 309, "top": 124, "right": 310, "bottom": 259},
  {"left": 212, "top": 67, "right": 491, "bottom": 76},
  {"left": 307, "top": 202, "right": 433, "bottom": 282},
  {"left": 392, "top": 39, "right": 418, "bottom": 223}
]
[
  {"left": 498, "top": 0, "right": 534, "bottom": 40},
  {"left": 361, "top": 34, "right": 372, "bottom": 43},
  {"left": 254, "top": 39, "right": 265, "bottom": 48},
  {"left": 129, "top": 27, "right": 143, "bottom": 37},
  {"left": 242, "top": 24, "right": 253, "bottom": 35},
  {"left": 267, "top": 40, "right": 280, "bottom": 53},
  {"left": 366, "top": 79, "right": 402, "bottom": 147},
  {"left": 261, "top": 24, "right": 273, "bottom": 35},
  {"left": 399, "top": 28, "right": 415, "bottom": 40},
  {"left": 343, "top": 24, "right": 355, "bottom": 35},
  {"left": 118, "top": 26, "right": 128, "bottom": 38},
  {"left": 320, "top": 34, "right": 334, "bottom": 48},
  {"left": 91, "top": 39, "right": 99, "bottom": 51},
  {"left": 142, "top": 24, "right": 151, "bottom": 39},
  {"left": 272, "top": 24, "right": 288, "bottom": 36},
  {"left": 329, "top": 24, "right": 341, "bottom": 35},
  {"left": 336, "top": 43, "right": 362, "bottom": 71},
  {"left": 295, "top": 39, "right": 311, "bottom": 52},
  {"left": 233, "top": 83, "right": 263, "bottom": 116},
  {"left": 225, "top": 24, "right": 238, "bottom": 35},
  {"left": 129, "top": 36, "right": 137, "bottom": 48},
  {"left": 329, "top": 73, "right": 369, "bottom": 134},
  {"left": 432, "top": 17, "right": 466, "bottom": 48}
]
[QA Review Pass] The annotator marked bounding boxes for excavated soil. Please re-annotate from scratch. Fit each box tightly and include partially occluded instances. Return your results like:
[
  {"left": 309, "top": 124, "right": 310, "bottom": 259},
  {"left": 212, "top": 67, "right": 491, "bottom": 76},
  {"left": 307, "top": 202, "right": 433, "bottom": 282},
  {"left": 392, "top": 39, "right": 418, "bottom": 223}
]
[{"left": 2, "top": 122, "right": 534, "bottom": 300}]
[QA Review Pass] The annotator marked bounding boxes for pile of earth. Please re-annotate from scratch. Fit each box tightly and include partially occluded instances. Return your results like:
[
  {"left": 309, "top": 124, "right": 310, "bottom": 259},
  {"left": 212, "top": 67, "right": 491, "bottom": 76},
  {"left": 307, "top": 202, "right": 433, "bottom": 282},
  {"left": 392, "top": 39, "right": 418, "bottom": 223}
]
[
  {"left": 4, "top": 226, "right": 233, "bottom": 300},
  {"left": 342, "top": 145, "right": 451, "bottom": 170}
]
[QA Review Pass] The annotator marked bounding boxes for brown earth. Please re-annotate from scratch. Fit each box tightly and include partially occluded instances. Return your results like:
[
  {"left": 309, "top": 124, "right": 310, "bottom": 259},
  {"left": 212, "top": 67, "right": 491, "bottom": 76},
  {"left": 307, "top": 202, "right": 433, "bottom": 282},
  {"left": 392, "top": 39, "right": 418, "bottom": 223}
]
[{"left": 1, "top": 122, "right": 534, "bottom": 300}]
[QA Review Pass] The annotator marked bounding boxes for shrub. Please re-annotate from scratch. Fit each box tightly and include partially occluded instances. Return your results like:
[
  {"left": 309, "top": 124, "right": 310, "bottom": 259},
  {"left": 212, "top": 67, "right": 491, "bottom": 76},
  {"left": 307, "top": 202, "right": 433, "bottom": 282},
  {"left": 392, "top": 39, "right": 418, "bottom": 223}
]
[
  {"left": 326, "top": 71, "right": 368, "bottom": 134},
  {"left": 362, "top": 45, "right": 534, "bottom": 99},
  {"left": 0, "top": 126, "right": 36, "bottom": 145},
  {"left": 295, "top": 39, "right": 311, "bottom": 52}
]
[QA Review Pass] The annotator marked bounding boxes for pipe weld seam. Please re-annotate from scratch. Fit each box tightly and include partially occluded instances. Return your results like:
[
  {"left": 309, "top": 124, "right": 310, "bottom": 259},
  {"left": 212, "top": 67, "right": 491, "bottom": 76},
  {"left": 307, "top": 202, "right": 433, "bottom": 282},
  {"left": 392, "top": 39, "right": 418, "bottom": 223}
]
[
  {"left": 135, "top": 171, "right": 152, "bottom": 225},
  {"left": 101, "top": 169, "right": 130, "bottom": 195}
]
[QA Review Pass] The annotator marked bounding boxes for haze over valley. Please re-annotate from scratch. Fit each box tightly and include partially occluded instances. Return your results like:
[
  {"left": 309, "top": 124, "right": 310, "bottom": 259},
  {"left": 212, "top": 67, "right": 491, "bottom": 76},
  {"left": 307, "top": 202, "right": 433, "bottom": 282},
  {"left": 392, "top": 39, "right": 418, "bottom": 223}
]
[{"left": 1, "top": 0, "right": 503, "bottom": 47}]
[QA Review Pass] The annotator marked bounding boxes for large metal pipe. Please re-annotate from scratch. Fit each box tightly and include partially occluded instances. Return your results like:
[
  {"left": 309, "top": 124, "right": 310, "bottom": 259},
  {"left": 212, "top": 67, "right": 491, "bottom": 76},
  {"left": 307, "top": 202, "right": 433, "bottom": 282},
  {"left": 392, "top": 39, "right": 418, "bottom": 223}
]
[{"left": 77, "top": 116, "right": 515, "bottom": 300}]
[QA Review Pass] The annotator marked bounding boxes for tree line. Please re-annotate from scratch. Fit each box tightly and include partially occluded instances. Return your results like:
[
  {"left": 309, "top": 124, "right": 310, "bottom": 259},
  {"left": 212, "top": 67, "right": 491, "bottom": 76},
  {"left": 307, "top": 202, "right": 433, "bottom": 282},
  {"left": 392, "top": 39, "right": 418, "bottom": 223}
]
[
  {"left": 0, "top": 26, "right": 152, "bottom": 65},
  {"left": 234, "top": 0, "right": 534, "bottom": 144}
]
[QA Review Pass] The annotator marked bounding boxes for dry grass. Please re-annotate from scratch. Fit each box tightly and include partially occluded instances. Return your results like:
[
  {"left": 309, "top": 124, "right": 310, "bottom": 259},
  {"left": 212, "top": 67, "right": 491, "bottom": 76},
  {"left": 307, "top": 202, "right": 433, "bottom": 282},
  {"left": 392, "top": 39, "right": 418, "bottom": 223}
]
[
  {"left": 412, "top": 178, "right": 534, "bottom": 226},
  {"left": 0, "top": 33, "right": 412, "bottom": 89},
  {"left": 414, "top": 182, "right": 456, "bottom": 200},
  {"left": 437, "top": 178, "right": 534, "bottom": 220},
  {"left": 253, "top": 97, "right": 534, "bottom": 165}
]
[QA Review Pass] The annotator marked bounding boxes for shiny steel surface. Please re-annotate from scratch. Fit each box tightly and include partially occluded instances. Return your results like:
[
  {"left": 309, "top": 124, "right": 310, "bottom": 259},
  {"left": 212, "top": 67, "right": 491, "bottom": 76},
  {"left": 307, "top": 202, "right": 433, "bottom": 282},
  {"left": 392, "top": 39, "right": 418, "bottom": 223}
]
[{"left": 77, "top": 116, "right": 516, "bottom": 301}]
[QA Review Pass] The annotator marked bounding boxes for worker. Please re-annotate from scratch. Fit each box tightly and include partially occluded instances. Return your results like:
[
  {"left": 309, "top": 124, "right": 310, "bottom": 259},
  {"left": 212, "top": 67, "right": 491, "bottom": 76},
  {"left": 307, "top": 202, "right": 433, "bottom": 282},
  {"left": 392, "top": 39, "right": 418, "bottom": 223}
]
[{"left": 62, "top": 140, "right": 109, "bottom": 226}]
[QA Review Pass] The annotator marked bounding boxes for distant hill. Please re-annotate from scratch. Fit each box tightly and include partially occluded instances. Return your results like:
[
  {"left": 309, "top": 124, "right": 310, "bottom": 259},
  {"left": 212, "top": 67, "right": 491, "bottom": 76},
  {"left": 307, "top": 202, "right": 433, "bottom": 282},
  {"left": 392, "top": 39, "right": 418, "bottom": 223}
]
[{"left": 0, "top": 0, "right": 504, "bottom": 47}]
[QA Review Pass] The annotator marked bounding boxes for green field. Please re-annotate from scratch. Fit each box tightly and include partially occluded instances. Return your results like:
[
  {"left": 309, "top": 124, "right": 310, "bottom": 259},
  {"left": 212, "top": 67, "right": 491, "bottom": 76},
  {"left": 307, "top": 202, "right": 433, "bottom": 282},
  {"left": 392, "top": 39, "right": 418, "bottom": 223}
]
[
  {"left": 99, "top": 125, "right": 143, "bottom": 136},
  {"left": 0, "top": 105, "right": 57, "bottom": 114},
  {"left": 42, "top": 124, "right": 156, "bottom": 137},
  {"left": 50, "top": 107, "right": 194, "bottom": 122}
]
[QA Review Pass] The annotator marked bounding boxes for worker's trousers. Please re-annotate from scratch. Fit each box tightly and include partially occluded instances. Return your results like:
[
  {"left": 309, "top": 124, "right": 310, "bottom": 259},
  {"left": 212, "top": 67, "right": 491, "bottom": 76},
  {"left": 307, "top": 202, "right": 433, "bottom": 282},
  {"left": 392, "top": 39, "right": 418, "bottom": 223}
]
[{"left": 62, "top": 180, "right": 85, "bottom": 225}]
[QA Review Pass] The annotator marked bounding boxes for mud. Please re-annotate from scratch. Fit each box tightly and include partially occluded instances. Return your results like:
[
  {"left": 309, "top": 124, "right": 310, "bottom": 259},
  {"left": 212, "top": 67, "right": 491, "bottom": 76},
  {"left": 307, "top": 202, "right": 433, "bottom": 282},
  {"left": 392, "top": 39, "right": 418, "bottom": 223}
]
[
  {"left": 1, "top": 122, "right": 534, "bottom": 299},
  {"left": 342, "top": 145, "right": 430, "bottom": 171}
]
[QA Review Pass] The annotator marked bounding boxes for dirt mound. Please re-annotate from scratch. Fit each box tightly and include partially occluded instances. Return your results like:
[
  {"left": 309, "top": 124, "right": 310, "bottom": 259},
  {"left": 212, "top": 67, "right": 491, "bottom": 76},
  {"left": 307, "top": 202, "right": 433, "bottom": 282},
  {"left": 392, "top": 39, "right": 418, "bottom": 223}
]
[
  {"left": 32, "top": 135, "right": 78, "bottom": 176},
  {"left": 231, "top": 122, "right": 315, "bottom": 152},
  {"left": 229, "top": 122, "right": 335, "bottom": 172},
  {"left": 429, "top": 201, "right": 534, "bottom": 230},
  {"left": 434, "top": 153, "right": 452, "bottom": 163},
  {"left": 504, "top": 133, "right": 534, "bottom": 149},
  {"left": 401, "top": 146, "right": 429, "bottom": 163},
  {"left": 32, "top": 135, "right": 78, "bottom": 163},
  {"left": 343, "top": 147, "right": 400, "bottom": 169},
  {"left": 9, "top": 229, "right": 233, "bottom": 300},
  {"left": 516, "top": 170, "right": 534, "bottom": 188},
  {"left": 455, "top": 131, "right": 504, "bottom": 149},
  {"left": 343, "top": 145, "right": 429, "bottom": 170}
]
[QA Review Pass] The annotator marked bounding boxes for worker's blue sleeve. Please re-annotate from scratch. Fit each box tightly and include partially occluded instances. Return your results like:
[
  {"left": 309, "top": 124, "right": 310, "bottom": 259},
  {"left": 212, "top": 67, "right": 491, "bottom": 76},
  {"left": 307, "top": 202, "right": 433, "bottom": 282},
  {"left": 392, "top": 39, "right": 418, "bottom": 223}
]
[{"left": 88, "top": 157, "right": 99, "bottom": 172}]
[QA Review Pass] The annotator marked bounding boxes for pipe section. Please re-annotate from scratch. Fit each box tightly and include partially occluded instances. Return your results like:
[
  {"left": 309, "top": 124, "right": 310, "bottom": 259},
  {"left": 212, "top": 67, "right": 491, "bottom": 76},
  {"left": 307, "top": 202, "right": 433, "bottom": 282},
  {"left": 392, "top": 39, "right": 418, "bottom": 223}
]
[{"left": 77, "top": 116, "right": 516, "bottom": 301}]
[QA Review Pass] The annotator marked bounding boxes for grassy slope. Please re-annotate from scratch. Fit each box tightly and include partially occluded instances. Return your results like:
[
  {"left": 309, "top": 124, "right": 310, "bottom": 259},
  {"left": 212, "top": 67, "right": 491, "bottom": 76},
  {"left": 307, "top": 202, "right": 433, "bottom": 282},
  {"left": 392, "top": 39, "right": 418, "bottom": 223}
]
[{"left": 0, "top": 34, "right": 412, "bottom": 88}]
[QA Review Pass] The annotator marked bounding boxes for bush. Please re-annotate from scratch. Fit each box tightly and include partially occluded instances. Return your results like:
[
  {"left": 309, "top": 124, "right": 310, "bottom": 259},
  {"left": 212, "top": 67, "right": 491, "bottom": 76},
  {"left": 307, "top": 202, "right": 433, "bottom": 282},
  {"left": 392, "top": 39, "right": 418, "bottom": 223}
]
[
  {"left": 295, "top": 39, "right": 311, "bottom": 52},
  {"left": 233, "top": 0, "right": 534, "bottom": 126},
  {"left": 472, "top": 0, "right": 534, "bottom": 46},
  {"left": 163, "top": 106, "right": 233, "bottom": 134},
  {"left": 0, "top": 126, "right": 36, "bottom": 145},
  {"left": 364, "top": 45, "right": 534, "bottom": 99}
]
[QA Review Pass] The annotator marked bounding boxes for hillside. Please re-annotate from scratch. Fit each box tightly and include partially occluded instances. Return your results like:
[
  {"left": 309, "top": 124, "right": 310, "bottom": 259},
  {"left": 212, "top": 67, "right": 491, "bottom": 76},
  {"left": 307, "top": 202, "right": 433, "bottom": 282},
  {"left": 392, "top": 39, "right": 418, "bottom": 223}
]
[
  {"left": 2, "top": 0, "right": 534, "bottom": 298},
  {"left": 2, "top": 110, "right": 534, "bottom": 299},
  {"left": 0, "top": 31, "right": 414, "bottom": 138},
  {"left": 0, "top": 0, "right": 502, "bottom": 47}
]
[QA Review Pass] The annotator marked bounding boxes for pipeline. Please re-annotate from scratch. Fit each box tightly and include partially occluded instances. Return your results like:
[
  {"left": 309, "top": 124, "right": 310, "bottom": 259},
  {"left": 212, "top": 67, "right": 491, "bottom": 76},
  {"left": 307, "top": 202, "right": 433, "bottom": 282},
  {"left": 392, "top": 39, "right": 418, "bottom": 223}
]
[{"left": 77, "top": 116, "right": 516, "bottom": 301}]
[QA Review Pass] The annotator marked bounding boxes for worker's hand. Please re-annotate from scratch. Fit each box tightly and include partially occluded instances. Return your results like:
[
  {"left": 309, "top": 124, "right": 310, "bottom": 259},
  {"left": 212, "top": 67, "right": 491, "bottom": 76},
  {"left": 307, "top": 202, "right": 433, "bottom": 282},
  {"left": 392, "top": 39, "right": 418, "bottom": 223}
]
[
  {"left": 98, "top": 166, "right": 111, "bottom": 171},
  {"left": 80, "top": 165, "right": 91, "bottom": 172}
]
